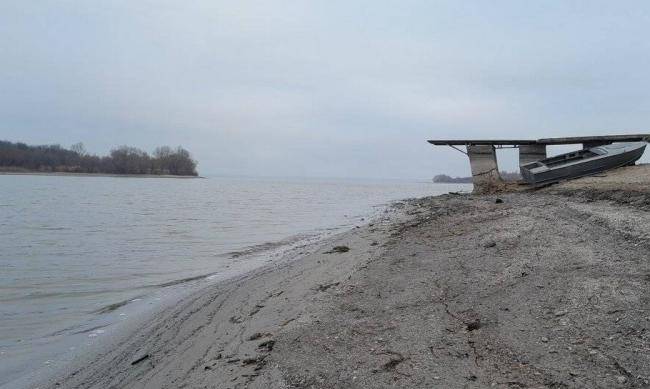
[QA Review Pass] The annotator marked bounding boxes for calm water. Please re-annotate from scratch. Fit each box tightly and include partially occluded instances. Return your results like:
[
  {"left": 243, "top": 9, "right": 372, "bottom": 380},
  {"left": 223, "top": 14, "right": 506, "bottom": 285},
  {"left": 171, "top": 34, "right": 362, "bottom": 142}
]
[{"left": 0, "top": 175, "right": 469, "bottom": 387}]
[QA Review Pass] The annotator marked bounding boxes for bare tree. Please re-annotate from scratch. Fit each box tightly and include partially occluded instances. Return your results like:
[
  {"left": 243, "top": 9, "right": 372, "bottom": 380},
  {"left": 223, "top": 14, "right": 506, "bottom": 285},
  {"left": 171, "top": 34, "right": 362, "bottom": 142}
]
[{"left": 70, "top": 142, "right": 87, "bottom": 156}]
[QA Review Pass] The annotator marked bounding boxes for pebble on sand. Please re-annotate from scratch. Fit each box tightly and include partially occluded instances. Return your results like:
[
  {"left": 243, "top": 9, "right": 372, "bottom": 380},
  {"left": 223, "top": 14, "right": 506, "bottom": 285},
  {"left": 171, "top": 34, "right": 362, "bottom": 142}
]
[{"left": 325, "top": 245, "right": 350, "bottom": 254}]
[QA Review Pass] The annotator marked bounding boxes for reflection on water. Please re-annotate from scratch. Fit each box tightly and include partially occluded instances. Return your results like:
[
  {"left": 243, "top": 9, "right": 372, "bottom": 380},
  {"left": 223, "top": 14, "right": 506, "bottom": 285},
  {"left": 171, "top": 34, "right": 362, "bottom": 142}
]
[{"left": 0, "top": 175, "right": 470, "bottom": 386}]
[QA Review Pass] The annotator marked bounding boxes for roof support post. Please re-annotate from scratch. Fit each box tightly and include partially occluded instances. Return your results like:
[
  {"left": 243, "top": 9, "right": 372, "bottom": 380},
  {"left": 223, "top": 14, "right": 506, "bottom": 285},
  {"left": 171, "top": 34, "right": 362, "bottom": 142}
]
[
  {"left": 519, "top": 144, "right": 547, "bottom": 166},
  {"left": 467, "top": 144, "right": 503, "bottom": 194}
]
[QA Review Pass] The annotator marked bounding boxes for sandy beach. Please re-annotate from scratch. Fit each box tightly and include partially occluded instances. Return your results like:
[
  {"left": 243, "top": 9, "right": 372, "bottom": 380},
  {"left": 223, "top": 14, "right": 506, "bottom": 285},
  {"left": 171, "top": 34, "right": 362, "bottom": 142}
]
[{"left": 40, "top": 165, "right": 650, "bottom": 389}]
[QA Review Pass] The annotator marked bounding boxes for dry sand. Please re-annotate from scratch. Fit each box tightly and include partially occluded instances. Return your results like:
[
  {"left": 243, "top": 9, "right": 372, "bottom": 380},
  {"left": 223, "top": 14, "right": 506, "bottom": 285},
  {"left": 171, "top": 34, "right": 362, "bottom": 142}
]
[{"left": 41, "top": 166, "right": 650, "bottom": 389}]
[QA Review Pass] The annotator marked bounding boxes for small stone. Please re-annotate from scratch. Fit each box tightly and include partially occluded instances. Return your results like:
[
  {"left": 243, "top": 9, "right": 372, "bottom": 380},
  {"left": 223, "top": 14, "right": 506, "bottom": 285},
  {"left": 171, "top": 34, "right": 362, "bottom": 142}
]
[
  {"left": 242, "top": 357, "right": 260, "bottom": 365},
  {"left": 617, "top": 376, "right": 627, "bottom": 384},
  {"left": 541, "top": 336, "right": 549, "bottom": 343},
  {"left": 258, "top": 339, "right": 275, "bottom": 352},
  {"left": 248, "top": 333, "right": 263, "bottom": 341},
  {"left": 325, "top": 245, "right": 350, "bottom": 254},
  {"left": 495, "top": 198, "right": 503, "bottom": 204},
  {"left": 483, "top": 240, "right": 496, "bottom": 248},
  {"left": 465, "top": 319, "right": 482, "bottom": 331},
  {"left": 554, "top": 310, "right": 568, "bottom": 317}
]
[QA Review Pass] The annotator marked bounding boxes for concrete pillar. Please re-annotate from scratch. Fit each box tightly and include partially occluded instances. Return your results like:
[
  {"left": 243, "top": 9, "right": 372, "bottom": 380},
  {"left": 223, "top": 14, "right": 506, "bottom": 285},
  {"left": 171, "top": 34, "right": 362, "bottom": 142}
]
[
  {"left": 519, "top": 144, "right": 547, "bottom": 166},
  {"left": 467, "top": 145, "right": 503, "bottom": 193}
]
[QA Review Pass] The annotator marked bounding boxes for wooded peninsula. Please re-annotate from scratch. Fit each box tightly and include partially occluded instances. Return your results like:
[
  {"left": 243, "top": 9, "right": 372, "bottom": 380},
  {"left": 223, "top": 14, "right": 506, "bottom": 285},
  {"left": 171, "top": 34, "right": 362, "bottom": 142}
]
[{"left": 0, "top": 141, "right": 198, "bottom": 176}]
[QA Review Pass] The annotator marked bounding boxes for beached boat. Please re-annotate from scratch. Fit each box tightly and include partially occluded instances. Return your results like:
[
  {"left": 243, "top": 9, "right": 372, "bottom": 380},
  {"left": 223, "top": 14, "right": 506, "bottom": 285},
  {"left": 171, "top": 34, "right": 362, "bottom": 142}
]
[{"left": 520, "top": 141, "right": 647, "bottom": 185}]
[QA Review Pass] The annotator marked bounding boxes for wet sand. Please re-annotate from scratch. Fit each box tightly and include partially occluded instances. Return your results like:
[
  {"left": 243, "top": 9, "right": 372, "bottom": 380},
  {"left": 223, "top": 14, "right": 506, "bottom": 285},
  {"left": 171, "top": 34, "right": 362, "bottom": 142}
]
[{"left": 41, "top": 166, "right": 650, "bottom": 389}]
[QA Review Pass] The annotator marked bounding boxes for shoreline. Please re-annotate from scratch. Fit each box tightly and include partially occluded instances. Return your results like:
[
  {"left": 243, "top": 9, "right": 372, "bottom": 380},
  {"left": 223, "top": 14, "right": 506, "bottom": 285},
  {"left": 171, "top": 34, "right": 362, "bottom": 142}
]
[
  {"left": 8, "top": 197, "right": 391, "bottom": 389},
  {"left": 9, "top": 229, "right": 333, "bottom": 389},
  {"left": 34, "top": 203, "right": 408, "bottom": 389},
  {"left": 36, "top": 165, "right": 650, "bottom": 388},
  {"left": 3, "top": 177, "right": 457, "bottom": 389},
  {"left": 0, "top": 171, "right": 202, "bottom": 179}
]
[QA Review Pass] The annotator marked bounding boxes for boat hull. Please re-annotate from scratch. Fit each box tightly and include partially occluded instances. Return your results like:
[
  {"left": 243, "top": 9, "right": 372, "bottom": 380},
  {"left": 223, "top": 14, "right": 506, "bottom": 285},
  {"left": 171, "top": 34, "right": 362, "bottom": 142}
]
[{"left": 520, "top": 142, "right": 646, "bottom": 185}]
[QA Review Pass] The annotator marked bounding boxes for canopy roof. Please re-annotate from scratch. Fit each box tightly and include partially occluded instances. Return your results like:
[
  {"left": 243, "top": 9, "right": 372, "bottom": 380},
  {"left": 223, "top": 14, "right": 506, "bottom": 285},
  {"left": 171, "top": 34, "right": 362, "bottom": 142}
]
[{"left": 427, "top": 134, "right": 650, "bottom": 146}]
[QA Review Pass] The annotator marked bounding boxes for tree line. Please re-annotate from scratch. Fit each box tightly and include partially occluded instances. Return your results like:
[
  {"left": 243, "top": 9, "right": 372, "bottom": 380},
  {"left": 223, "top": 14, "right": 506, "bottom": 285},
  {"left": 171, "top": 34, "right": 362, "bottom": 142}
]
[{"left": 0, "top": 141, "right": 198, "bottom": 176}]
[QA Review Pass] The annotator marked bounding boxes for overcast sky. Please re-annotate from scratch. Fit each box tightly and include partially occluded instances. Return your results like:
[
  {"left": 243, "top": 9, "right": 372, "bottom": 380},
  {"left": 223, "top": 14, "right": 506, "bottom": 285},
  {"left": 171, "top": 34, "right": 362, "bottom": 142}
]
[{"left": 2, "top": 1, "right": 650, "bottom": 178}]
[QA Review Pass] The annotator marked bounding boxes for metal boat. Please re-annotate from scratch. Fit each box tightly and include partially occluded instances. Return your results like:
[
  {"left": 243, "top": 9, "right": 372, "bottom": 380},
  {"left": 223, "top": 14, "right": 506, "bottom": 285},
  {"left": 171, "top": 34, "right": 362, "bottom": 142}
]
[{"left": 520, "top": 141, "right": 646, "bottom": 185}]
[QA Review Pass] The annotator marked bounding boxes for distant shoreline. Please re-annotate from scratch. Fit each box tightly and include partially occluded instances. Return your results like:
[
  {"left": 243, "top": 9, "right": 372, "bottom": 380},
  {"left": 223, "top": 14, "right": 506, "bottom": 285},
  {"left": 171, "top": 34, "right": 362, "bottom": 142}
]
[
  {"left": 1, "top": 140, "right": 199, "bottom": 176},
  {"left": 433, "top": 170, "right": 522, "bottom": 183},
  {"left": 0, "top": 171, "right": 203, "bottom": 179}
]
